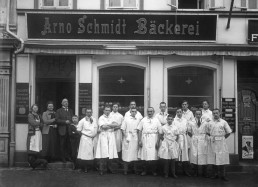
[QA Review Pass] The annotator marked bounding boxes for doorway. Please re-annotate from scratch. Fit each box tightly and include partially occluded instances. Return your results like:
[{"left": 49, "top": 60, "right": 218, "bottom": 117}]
[{"left": 36, "top": 56, "right": 76, "bottom": 114}]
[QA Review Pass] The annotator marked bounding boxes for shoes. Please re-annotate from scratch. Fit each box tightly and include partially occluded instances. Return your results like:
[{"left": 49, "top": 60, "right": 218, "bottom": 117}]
[
  {"left": 124, "top": 171, "right": 128, "bottom": 175},
  {"left": 141, "top": 171, "right": 147, "bottom": 176},
  {"left": 172, "top": 174, "right": 178, "bottom": 179},
  {"left": 152, "top": 172, "right": 157, "bottom": 176},
  {"left": 193, "top": 172, "right": 198, "bottom": 177},
  {"left": 61, "top": 158, "right": 66, "bottom": 163},
  {"left": 210, "top": 174, "right": 219, "bottom": 179},
  {"left": 221, "top": 176, "right": 229, "bottom": 182},
  {"left": 99, "top": 171, "right": 104, "bottom": 175},
  {"left": 84, "top": 168, "right": 88, "bottom": 173},
  {"left": 184, "top": 171, "right": 191, "bottom": 177},
  {"left": 164, "top": 174, "right": 168, "bottom": 178},
  {"left": 202, "top": 174, "right": 209, "bottom": 178}
]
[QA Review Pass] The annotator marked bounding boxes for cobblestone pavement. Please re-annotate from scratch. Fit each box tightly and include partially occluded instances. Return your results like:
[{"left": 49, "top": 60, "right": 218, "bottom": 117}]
[{"left": 0, "top": 168, "right": 257, "bottom": 187}]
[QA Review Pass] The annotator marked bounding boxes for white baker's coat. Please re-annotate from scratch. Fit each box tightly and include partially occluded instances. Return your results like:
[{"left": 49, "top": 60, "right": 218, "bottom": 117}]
[
  {"left": 188, "top": 118, "right": 208, "bottom": 165},
  {"left": 207, "top": 118, "right": 232, "bottom": 165},
  {"left": 110, "top": 111, "right": 124, "bottom": 153},
  {"left": 137, "top": 116, "right": 161, "bottom": 161},
  {"left": 173, "top": 116, "right": 189, "bottom": 161},
  {"left": 125, "top": 110, "right": 143, "bottom": 121},
  {"left": 77, "top": 117, "right": 97, "bottom": 160},
  {"left": 121, "top": 116, "right": 141, "bottom": 162},
  {"left": 155, "top": 112, "right": 169, "bottom": 126},
  {"left": 158, "top": 124, "right": 179, "bottom": 160},
  {"left": 201, "top": 109, "right": 213, "bottom": 122},
  {"left": 95, "top": 114, "right": 118, "bottom": 159}
]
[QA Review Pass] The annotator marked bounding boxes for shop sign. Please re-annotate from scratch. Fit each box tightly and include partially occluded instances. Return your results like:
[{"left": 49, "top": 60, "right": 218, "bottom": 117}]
[
  {"left": 248, "top": 20, "right": 258, "bottom": 44},
  {"left": 222, "top": 98, "right": 236, "bottom": 132},
  {"left": 242, "top": 136, "right": 254, "bottom": 159},
  {"left": 78, "top": 83, "right": 92, "bottom": 119},
  {"left": 27, "top": 12, "right": 217, "bottom": 41},
  {"left": 16, "top": 83, "right": 30, "bottom": 123}
]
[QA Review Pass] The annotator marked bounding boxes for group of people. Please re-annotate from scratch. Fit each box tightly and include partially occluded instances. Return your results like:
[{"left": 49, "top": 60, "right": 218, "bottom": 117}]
[{"left": 27, "top": 99, "right": 232, "bottom": 181}]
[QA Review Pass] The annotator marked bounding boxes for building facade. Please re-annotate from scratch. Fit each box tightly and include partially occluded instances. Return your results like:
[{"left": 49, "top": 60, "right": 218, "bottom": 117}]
[{"left": 2, "top": 0, "right": 258, "bottom": 166}]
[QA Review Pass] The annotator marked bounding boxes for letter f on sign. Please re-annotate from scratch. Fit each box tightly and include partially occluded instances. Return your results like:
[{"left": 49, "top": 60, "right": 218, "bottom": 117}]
[{"left": 251, "top": 34, "right": 258, "bottom": 41}]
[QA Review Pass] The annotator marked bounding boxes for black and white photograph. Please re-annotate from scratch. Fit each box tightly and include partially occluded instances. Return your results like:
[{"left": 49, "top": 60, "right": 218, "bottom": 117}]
[{"left": 0, "top": 0, "right": 257, "bottom": 186}]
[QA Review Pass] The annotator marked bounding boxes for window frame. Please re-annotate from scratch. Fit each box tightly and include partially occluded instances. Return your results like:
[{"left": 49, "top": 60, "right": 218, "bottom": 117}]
[
  {"left": 105, "top": 0, "right": 140, "bottom": 10},
  {"left": 171, "top": 0, "right": 209, "bottom": 11},
  {"left": 39, "top": 0, "right": 73, "bottom": 9}
]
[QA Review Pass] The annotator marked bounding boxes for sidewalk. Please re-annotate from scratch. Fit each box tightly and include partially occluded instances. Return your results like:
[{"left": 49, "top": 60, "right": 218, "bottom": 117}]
[{"left": 0, "top": 167, "right": 257, "bottom": 187}]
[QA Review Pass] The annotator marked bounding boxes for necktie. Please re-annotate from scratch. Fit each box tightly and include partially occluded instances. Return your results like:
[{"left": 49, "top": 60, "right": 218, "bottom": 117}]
[{"left": 197, "top": 119, "right": 201, "bottom": 126}]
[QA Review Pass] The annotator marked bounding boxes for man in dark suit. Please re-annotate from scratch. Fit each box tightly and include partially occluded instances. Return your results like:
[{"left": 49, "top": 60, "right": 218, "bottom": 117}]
[{"left": 56, "top": 98, "right": 73, "bottom": 163}]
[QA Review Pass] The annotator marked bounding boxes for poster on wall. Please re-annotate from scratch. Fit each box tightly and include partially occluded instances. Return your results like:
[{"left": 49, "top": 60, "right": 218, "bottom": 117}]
[
  {"left": 242, "top": 136, "right": 254, "bottom": 159},
  {"left": 16, "top": 83, "right": 30, "bottom": 123},
  {"left": 78, "top": 83, "right": 92, "bottom": 119}
]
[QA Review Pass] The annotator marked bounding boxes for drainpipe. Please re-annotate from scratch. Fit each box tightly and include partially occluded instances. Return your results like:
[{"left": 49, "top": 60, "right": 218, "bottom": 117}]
[
  {"left": 226, "top": 0, "right": 235, "bottom": 29},
  {"left": 6, "top": 0, "right": 24, "bottom": 54},
  {"left": 6, "top": 0, "right": 24, "bottom": 167}
]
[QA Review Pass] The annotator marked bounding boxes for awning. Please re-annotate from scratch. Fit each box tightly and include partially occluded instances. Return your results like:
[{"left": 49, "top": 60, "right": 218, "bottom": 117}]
[{"left": 24, "top": 40, "right": 258, "bottom": 56}]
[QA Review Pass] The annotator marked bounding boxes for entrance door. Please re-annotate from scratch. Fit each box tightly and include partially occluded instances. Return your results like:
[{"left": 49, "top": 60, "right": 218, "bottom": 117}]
[
  {"left": 167, "top": 66, "right": 214, "bottom": 115},
  {"left": 99, "top": 66, "right": 144, "bottom": 116},
  {"left": 36, "top": 56, "right": 76, "bottom": 114}
]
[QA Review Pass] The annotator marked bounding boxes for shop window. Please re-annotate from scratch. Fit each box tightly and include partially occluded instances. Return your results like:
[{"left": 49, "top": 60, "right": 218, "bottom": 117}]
[
  {"left": 167, "top": 66, "right": 214, "bottom": 115},
  {"left": 99, "top": 66, "right": 144, "bottom": 116},
  {"left": 106, "top": 0, "right": 139, "bottom": 9},
  {"left": 39, "top": 0, "right": 72, "bottom": 9}
]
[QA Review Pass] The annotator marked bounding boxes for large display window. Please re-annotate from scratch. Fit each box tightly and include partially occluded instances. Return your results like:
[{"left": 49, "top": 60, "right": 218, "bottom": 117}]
[{"left": 99, "top": 66, "right": 144, "bottom": 116}]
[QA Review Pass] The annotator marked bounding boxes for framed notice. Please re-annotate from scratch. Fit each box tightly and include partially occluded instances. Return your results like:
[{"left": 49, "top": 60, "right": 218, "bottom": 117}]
[
  {"left": 78, "top": 83, "right": 92, "bottom": 119},
  {"left": 16, "top": 83, "right": 30, "bottom": 123},
  {"left": 242, "top": 136, "right": 254, "bottom": 159},
  {"left": 222, "top": 98, "right": 236, "bottom": 132}
]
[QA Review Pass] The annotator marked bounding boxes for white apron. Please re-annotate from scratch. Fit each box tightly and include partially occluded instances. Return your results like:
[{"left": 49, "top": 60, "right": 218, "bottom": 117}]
[{"left": 29, "top": 129, "right": 42, "bottom": 152}]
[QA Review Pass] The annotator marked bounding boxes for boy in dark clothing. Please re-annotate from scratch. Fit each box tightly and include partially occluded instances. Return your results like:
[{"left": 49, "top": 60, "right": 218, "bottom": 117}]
[{"left": 68, "top": 115, "right": 81, "bottom": 169}]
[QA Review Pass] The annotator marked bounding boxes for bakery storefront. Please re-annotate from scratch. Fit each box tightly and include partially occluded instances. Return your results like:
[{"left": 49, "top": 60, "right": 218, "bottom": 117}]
[{"left": 14, "top": 10, "right": 249, "bottom": 165}]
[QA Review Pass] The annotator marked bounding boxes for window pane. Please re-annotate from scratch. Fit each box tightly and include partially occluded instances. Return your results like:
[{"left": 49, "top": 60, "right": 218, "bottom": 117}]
[
  {"left": 59, "top": 0, "right": 69, "bottom": 6},
  {"left": 123, "top": 0, "right": 136, "bottom": 7},
  {"left": 109, "top": 0, "right": 121, "bottom": 7},
  {"left": 99, "top": 66, "right": 144, "bottom": 116},
  {"left": 249, "top": 0, "right": 257, "bottom": 9},
  {"left": 178, "top": 0, "right": 197, "bottom": 9},
  {"left": 43, "top": 0, "right": 54, "bottom": 6},
  {"left": 168, "top": 67, "right": 214, "bottom": 115}
]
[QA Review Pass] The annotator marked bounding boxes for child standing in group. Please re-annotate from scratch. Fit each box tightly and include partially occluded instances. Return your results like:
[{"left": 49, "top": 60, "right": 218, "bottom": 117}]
[
  {"left": 68, "top": 115, "right": 81, "bottom": 169},
  {"left": 159, "top": 115, "right": 179, "bottom": 178}
]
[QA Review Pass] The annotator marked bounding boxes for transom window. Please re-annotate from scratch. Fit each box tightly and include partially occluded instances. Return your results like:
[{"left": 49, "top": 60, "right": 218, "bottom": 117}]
[
  {"left": 39, "top": 0, "right": 72, "bottom": 9},
  {"left": 106, "top": 0, "right": 139, "bottom": 9}
]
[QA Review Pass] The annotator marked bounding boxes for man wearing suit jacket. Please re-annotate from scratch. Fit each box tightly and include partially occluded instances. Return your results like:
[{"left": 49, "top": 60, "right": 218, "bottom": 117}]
[{"left": 56, "top": 98, "right": 73, "bottom": 163}]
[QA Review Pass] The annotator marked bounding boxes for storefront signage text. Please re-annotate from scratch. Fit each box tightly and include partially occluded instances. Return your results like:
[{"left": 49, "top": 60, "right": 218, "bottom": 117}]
[
  {"left": 248, "top": 20, "right": 258, "bottom": 44},
  {"left": 27, "top": 12, "right": 217, "bottom": 41},
  {"left": 78, "top": 83, "right": 92, "bottom": 120}
]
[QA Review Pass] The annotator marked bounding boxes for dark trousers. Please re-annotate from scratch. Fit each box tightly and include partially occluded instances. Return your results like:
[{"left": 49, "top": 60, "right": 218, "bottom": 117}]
[
  {"left": 99, "top": 158, "right": 114, "bottom": 172},
  {"left": 70, "top": 138, "right": 80, "bottom": 163},
  {"left": 193, "top": 164, "right": 208, "bottom": 176},
  {"left": 142, "top": 160, "right": 157, "bottom": 173},
  {"left": 79, "top": 160, "right": 93, "bottom": 170},
  {"left": 212, "top": 165, "right": 226, "bottom": 177},
  {"left": 59, "top": 134, "right": 71, "bottom": 160},
  {"left": 163, "top": 159, "right": 176, "bottom": 175},
  {"left": 124, "top": 161, "right": 138, "bottom": 173}
]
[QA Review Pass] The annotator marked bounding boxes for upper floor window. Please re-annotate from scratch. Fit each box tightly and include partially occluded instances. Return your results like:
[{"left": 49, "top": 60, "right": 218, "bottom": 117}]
[
  {"left": 106, "top": 0, "right": 139, "bottom": 9},
  {"left": 39, "top": 0, "right": 72, "bottom": 9},
  {"left": 234, "top": 0, "right": 258, "bottom": 10},
  {"left": 170, "top": 0, "right": 226, "bottom": 10}
]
